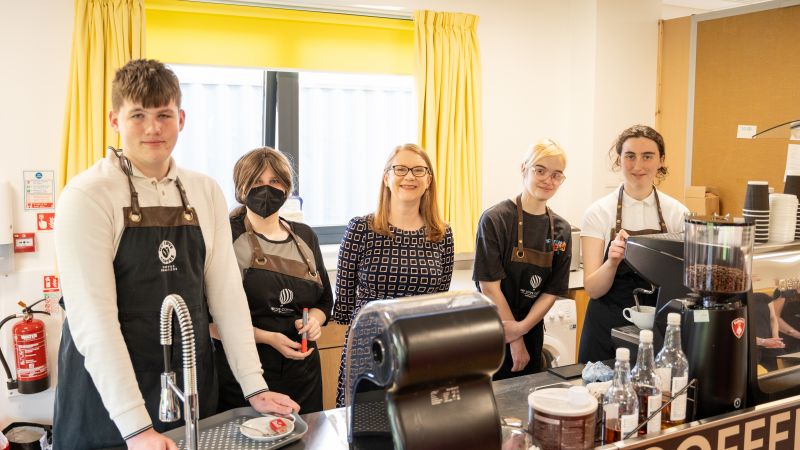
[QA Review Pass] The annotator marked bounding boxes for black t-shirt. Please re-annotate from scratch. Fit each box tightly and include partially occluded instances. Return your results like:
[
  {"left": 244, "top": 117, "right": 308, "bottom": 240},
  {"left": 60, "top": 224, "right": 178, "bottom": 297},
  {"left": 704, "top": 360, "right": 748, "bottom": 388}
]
[
  {"left": 752, "top": 292, "right": 775, "bottom": 339},
  {"left": 472, "top": 199, "right": 572, "bottom": 296}
]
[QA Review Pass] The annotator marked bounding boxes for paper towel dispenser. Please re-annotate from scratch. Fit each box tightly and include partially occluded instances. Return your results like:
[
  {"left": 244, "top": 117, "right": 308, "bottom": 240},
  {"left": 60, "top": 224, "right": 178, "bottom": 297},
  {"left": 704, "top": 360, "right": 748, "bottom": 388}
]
[{"left": 344, "top": 291, "right": 505, "bottom": 450}]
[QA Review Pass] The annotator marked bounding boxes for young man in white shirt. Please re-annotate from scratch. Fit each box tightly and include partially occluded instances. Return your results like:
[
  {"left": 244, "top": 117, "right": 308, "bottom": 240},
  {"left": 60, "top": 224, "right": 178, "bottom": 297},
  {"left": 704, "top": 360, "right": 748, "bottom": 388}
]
[{"left": 53, "top": 59, "right": 299, "bottom": 450}]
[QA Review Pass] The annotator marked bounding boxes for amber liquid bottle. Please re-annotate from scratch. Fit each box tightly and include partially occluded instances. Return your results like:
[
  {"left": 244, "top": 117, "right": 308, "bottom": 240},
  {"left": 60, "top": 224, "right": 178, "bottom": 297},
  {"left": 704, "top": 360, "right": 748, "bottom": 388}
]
[
  {"left": 631, "top": 329, "right": 662, "bottom": 436},
  {"left": 655, "top": 313, "right": 689, "bottom": 429},
  {"left": 603, "top": 348, "right": 639, "bottom": 444}
]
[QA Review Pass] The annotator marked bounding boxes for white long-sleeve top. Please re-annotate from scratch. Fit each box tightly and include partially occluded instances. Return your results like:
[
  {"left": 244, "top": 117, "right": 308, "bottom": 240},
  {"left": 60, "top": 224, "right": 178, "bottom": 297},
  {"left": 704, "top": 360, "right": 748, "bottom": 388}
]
[{"left": 55, "top": 152, "right": 268, "bottom": 438}]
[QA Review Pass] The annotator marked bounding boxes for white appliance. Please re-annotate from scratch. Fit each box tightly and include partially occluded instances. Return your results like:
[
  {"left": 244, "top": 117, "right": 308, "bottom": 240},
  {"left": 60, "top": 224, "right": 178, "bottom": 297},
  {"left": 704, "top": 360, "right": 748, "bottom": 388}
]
[{"left": 541, "top": 298, "right": 577, "bottom": 368}]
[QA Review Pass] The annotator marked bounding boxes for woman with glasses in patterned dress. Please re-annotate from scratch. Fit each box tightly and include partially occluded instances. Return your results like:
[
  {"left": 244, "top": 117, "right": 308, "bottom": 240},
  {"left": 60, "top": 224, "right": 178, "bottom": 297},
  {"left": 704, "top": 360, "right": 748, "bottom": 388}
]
[
  {"left": 473, "top": 139, "right": 572, "bottom": 380},
  {"left": 333, "top": 143, "right": 454, "bottom": 407}
]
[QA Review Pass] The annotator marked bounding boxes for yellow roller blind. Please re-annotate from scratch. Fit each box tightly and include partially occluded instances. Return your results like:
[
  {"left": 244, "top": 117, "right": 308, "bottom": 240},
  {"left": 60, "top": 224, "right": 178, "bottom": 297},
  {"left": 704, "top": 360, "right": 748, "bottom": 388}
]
[{"left": 145, "top": 0, "right": 413, "bottom": 74}]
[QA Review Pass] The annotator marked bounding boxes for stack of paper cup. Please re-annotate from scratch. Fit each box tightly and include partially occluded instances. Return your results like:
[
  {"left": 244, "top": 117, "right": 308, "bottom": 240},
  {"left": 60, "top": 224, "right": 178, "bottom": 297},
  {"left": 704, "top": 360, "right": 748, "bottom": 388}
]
[
  {"left": 786, "top": 144, "right": 800, "bottom": 178},
  {"left": 785, "top": 175, "right": 800, "bottom": 240},
  {"left": 743, "top": 181, "right": 770, "bottom": 244},
  {"left": 768, "top": 194, "right": 798, "bottom": 244}
]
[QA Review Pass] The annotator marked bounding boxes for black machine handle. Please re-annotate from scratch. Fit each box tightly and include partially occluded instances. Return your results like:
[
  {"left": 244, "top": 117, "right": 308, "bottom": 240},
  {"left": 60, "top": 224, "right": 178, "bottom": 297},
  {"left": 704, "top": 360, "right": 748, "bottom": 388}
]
[{"left": 0, "top": 299, "right": 51, "bottom": 390}]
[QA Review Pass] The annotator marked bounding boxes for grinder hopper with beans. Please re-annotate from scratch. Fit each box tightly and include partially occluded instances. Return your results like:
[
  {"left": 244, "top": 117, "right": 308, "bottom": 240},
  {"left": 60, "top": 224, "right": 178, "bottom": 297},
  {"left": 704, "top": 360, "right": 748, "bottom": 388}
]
[{"left": 624, "top": 215, "right": 754, "bottom": 421}]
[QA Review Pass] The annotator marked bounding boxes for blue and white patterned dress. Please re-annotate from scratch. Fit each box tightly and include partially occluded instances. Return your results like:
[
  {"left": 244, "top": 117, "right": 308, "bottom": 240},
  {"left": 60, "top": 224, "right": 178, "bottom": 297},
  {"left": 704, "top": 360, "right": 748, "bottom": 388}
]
[{"left": 333, "top": 215, "right": 454, "bottom": 406}]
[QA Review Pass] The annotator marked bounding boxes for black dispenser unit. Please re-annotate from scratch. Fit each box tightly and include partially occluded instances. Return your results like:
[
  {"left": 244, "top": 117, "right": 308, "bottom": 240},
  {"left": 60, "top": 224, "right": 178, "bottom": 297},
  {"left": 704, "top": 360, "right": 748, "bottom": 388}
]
[{"left": 345, "top": 292, "right": 505, "bottom": 450}]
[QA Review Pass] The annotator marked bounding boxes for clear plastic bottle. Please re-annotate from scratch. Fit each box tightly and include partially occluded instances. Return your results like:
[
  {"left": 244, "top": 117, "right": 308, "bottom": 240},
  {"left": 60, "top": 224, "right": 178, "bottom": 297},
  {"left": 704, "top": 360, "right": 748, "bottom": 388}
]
[
  {"left": 603, "top": 348, "right": 639, "bottom": 443},
  {"left": 631, "top": 329, "right": 662, "bottom": 436},
  {"left": 655, "top": 312, "right": 690, "bottom": 428}
]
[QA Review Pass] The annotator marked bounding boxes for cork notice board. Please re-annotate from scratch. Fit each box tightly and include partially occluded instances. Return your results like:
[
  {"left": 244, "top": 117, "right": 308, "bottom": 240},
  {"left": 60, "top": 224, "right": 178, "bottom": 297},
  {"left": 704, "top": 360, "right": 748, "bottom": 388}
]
[{"left": 692, "top": 6, "right": 800, "bottom": 214}]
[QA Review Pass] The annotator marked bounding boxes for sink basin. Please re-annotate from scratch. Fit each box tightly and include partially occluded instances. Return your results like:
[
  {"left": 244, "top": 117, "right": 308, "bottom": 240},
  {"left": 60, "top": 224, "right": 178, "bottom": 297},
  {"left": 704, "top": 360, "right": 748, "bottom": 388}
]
[{"left": 163, "top": 407, "right": 307, "bottom": 449}]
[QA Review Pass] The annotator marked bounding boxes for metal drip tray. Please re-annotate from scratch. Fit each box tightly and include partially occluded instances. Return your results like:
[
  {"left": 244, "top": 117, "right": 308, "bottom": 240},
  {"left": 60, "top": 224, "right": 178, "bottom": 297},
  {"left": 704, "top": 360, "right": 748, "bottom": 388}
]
[
  {"left": 611, "top": 324, "right": 642, "bottom": 344},
  {"left": 163, "top": 408, "right": 307, "bottom": 450}
]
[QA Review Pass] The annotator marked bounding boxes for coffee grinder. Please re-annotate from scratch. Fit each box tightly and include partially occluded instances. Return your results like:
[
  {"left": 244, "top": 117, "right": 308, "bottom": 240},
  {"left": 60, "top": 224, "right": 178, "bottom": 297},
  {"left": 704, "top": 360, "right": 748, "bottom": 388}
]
[{"left": 681, "top": 215, "right": 754, "bottom": 420}]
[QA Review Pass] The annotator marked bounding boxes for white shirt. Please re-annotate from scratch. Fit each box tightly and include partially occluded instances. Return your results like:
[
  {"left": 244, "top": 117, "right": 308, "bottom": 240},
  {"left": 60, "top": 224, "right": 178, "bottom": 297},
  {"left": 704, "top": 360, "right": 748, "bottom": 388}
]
[
  {"left": 55, "top": 152, "right": 268, "bottom": 438},
  {"left": 581, "top": 185, "right": 689, "bottom": 250}
]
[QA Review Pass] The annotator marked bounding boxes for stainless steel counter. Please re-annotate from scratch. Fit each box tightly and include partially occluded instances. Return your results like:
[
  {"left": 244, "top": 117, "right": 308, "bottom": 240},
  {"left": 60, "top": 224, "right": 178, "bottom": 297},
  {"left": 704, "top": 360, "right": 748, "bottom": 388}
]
[{"left": 164, "top": 370, "right": 569, "bottom": 449}]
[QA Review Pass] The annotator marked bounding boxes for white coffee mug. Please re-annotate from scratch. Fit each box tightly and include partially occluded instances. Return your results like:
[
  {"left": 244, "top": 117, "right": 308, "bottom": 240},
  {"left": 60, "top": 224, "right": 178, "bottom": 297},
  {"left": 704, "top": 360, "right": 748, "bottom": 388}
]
[{"left": 622, "top": 306, "right": 656, "bottom": 330}]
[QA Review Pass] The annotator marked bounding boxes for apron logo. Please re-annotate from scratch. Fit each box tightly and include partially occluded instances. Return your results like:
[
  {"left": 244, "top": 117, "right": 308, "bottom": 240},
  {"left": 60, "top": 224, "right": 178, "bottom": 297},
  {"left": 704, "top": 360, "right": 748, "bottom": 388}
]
[
  {"left": 158, "top": 240, "right": 177, "bottom": 265},
  {"left": 279, "top": 289, "right": 294, "bottom": 305},
  {"left": 732, "top": 318, "right": 746, "bottom": 339},
  {"left": 530, "top": 275, "right": 542, "bottom": 290}
]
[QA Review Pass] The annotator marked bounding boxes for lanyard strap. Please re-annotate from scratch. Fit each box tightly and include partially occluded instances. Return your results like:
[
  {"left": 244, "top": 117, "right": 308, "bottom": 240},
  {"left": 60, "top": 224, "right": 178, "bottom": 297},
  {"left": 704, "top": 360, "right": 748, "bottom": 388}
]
[
  {"left": 243, "top": 216, "right": 318, "bottom": 277},
  {"left": 109, "top": 146, "right": 194, "bottom": 223},
  {"left": 614, "top": 185, "right": 667, "bottom": 235},
  {"left": 514, "top": 195, "right": 555, "bottom": 257}
]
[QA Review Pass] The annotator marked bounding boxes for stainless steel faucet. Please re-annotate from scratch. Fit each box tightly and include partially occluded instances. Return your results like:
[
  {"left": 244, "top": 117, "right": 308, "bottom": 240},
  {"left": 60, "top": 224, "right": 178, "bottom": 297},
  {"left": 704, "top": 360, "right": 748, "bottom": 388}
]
[{"left": 158, "top": 294, "right": 200, "bottom": 450}]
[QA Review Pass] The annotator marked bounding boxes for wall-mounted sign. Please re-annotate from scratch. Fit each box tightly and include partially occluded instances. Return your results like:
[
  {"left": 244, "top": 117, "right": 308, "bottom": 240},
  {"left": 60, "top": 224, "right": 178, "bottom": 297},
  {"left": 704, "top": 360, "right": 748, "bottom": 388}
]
[
  {"left": 43, "top": 275, "right": 59, "bottom": 292},
  {"left": 23, "top": 170, "right": 55, "bottom": 210},
  {"left": 13, "top": 232, "right": 36, "bottom": 253},
  {"left": 43, "top": 274, "right": 62, "bottom": 320},
  {"left": 36, "top": 212, "right": 55, "bottom": 231}
]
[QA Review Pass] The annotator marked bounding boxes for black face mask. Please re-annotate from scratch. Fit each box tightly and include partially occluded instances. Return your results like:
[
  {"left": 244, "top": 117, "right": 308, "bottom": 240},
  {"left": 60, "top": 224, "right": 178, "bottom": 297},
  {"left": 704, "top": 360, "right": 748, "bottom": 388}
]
[{"left": 246, "top": 184, "right": 287, "bottom": 218}]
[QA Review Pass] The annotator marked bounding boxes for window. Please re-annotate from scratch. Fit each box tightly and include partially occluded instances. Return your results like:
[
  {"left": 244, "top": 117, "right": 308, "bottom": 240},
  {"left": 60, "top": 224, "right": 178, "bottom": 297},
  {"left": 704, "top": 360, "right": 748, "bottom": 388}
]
[
  {"left": 170, "top": 64, "right": 416, "bottom": 242},
  {"left": 171, "top": 65, "right": 264, "bottom": 209},
  {"left": 298, "top": 72, "right": 416, "bottom": 227}
]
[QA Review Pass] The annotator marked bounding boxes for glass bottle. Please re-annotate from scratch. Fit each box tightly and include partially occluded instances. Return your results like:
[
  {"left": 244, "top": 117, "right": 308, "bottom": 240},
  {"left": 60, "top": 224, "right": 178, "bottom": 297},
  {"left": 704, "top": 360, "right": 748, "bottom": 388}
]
[
  {"left": 655, "top": 312, "right": 690, "bottom": 428},
  {"left": 631, "top": 329, "right": 662, "bottom": 436},
  {"left": 604, "top": 348, "right": 639, "bottom": 443}
]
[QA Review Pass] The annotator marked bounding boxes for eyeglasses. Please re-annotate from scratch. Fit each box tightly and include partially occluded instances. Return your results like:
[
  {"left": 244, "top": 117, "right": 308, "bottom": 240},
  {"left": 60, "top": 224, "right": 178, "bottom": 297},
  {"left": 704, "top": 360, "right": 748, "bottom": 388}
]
[
  {"left": 388, "top": 165, "right": 430, "bottom": 177},
  {"left": 530, "top": 165, "right": 566, "bottom": 184}
]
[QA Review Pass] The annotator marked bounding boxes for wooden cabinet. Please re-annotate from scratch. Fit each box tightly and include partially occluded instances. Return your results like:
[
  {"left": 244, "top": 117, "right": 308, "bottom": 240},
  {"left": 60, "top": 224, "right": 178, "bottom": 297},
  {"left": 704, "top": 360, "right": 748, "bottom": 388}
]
[
  {"left": 567, "top": 288, "right": 589, "bottom": 361},
  {"left": 317, "top": 322, "right": 347, "bottom": 410}
]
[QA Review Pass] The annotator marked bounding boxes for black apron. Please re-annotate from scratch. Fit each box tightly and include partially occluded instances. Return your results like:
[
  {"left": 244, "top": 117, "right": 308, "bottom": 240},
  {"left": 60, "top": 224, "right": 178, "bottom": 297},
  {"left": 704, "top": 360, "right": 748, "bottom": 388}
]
[
  {"left": 578, "top": 186, "right": 667, "bottom": 363},
  {"left": 215, "top": 216, "right": 325, "bottom": 413},
  {"left": 493, "top": 196, "right": 556, "bottom": 380},
  {"left": 53, "top": 151, "right": 217, "bottom": 449}
]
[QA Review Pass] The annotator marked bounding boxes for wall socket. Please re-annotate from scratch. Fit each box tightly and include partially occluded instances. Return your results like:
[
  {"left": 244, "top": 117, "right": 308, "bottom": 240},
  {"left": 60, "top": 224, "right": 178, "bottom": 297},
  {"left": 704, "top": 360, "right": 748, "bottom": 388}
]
[{"left": 737, "top": 124, "right": 757, "bottom": 139}]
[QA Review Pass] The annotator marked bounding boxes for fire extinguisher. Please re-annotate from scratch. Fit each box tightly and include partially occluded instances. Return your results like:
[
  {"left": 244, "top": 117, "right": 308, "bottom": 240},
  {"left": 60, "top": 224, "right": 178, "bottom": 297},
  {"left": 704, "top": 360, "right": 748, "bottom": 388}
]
[{"left": 0, "top": 299, "right": 50, "bottom": 394}]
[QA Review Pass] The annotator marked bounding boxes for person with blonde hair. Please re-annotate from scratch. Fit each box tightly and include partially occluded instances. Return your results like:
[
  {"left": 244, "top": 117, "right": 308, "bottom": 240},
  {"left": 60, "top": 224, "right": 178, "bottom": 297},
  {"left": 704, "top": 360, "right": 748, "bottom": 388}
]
[
  {"left": 578, "top": 125, "right": 688, "bottom": 363},
  {"left": 213, "top": 146, "right": 333, "bottom": 414},
  {"left": 333, "top": 143, "right": 454, "bottom": 406},
  {"left": 473, "top": 139, "right": 572, "bottom": 379}
]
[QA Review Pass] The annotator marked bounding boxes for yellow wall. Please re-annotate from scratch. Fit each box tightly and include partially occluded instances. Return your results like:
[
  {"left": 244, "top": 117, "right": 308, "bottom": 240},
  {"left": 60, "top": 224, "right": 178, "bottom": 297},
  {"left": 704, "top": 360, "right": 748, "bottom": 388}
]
[{"left": 145, "top": 0, "right": 414, "bottom": 74}]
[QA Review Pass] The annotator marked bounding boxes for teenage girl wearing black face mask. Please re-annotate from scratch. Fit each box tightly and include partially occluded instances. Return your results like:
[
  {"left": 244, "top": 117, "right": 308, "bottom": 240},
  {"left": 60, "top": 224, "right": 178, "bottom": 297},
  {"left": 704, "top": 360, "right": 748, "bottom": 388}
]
[{"left": 213, "top": 147, "right": 334, "bottom": 413}]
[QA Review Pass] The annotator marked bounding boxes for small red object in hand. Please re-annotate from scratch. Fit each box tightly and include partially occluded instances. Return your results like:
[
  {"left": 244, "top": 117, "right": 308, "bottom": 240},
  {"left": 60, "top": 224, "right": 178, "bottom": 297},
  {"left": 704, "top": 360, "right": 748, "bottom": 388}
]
[{"left": 269, "top": 418, "right": 288, "bottom": 434}]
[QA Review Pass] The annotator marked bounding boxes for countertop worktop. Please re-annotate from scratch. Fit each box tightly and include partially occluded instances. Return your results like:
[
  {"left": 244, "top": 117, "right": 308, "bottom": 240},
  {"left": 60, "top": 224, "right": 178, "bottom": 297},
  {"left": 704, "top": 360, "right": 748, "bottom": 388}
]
[
  {"left": 165, "top": 370, "right": 569, "bottom": 449},
  {"left": 449, "top": 268, "right": 584, "bottom": 292}
]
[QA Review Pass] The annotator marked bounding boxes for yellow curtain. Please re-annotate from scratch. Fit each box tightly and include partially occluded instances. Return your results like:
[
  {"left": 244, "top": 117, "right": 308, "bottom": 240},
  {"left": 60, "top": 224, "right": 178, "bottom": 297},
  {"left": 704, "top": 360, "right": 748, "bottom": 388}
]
[
  {"left": 60, "top": 0, "right": 145, "bottom": 187},
  {"left": 414, "top": 10, "right": 482, "bottom": 254}
]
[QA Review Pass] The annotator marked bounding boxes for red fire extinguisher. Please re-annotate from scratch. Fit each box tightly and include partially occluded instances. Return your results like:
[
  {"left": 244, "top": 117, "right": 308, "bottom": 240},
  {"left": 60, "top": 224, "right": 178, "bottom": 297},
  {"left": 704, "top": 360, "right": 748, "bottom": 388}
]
[{"left": 0, "top": 299, "right": 50, "bottom": 394}]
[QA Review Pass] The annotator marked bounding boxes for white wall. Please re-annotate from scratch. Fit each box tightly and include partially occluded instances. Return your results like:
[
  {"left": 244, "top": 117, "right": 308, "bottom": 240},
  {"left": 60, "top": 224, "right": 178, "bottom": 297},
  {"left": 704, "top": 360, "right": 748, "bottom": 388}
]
[
  {"left": 0, "top": 0, "right": 660, "bottom": 427},
  {"left": 591, "top": 0, "right": 661, "bottom": 199},
  {"left": 0, "top": 1, "right": 74, "bottom": 429}
]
